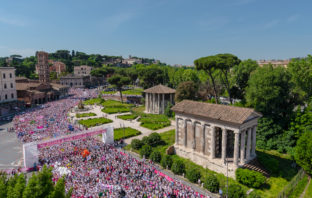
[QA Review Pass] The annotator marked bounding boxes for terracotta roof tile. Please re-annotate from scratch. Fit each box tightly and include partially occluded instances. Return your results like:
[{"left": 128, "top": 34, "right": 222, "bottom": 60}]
[
  {"left": 171, "top": 100, "right": 262, "bottom": 124},
  {"left": 144, "top": 84, "right": 176, "bottom": 94}
]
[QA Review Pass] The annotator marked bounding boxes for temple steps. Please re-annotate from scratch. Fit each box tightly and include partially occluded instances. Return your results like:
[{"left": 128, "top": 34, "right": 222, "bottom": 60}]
[{"left": 243, "top": 158, "right": 270, "bottom": 177}]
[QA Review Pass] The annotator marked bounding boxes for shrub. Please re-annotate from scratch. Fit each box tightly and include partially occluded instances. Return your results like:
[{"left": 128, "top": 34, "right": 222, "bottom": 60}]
[
  {"left": 140, "top": 145, "right": 152, "bottom": 158},
  {"left": 248, "top": 191, "right": 261, "bottom": 198},
  {"left": 203, "top": 174, "right": 219, "bottom": 193},
  {"left": 150, "top": 151, "right": 162, "bottom": 163},
  {"left": 257, "top": 152, "right": 279, "bottom": 174},
  {"left": 186, "top": 167, "right": 201, "bottom": 183},
  {"left": 147, "top": 133, "right": 162, "bottom": 147},
  {"left": 131, "top": 139, "right": 143, "bottom": 150},
  {"left": 171, "top": 159, "right": 185, "bottom": 175},
  {"left": 228, "top": 184, "right": 246, "bottom": 198},
  {"left": 160, "top": 155, "right": 173, "bottom": 169},
  {"left": 142, "top": 136, "right": 149, "bottom": 145},
  {"left": 236, "top": 168, "right": 266, "bottom": 189}
]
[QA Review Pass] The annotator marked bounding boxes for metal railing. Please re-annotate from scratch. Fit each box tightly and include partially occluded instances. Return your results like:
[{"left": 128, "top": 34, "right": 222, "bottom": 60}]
[{"left": 277, "top": 168, "right": 305, "bottom": 198}]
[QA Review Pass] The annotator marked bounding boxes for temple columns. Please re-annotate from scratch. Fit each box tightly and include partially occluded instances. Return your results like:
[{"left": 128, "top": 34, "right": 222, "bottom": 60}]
[
  {"left": 210, "top": 125, "right": 216, "bottom": 159},
  {"left": 233, "top": 130, "right": 240, "bottom": 166},
  {"left": 246, "top": 128, "right": 252, "bottom": 161},
  {"left": 251, "top": 126, "right": 257, "bottom": 157},
  {"left": 221, "top": 127, "right": 227, "bottom": 164},
  {"left": 162, "top": 93, "right": 165, "bottom": 114},
  {"left": 240, "top": 130, "right": 246, "bottom": 164}
]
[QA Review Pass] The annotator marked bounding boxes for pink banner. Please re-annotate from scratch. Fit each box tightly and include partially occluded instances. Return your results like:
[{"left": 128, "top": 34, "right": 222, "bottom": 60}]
[{"left": 37, "top": 129, "right": 107, "bottom": 149}]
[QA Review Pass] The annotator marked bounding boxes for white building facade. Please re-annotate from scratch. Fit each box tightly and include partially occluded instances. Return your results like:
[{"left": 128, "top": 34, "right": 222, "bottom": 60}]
[{"left": 0, "top": 67, "right": 17, "bottom": 103}]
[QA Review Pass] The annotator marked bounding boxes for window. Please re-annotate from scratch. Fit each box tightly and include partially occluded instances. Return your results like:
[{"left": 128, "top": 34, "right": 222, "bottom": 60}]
[
  {"left": 3, "top": 73, "right": 5, "bottom": 79},
  {"left": 9, "top": 73, "right": 12, "bottom": 78},
  {"left": 4, "top": 84, "right": 7, "bottom": 89},
  {"left": 5, "top": 94, "right": 7, "bottom": 100},
  {"left": 11, "top": 93, "right": 14, "bottom": 99},
  {"left": 10, "top": 83, "right": 13, "bottom": 88}
]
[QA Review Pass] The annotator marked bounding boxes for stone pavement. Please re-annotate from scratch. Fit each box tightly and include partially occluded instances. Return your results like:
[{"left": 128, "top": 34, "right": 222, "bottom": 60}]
[
  {"left": 0, "top": 121, "right": 23, "bottom": 169},
  {"left": 68, "top": 105, "right": 175, "bottom": 144}
]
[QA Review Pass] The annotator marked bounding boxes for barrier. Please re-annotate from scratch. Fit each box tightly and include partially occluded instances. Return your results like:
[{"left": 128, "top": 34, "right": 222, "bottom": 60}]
[{"left": 23, "top": 126, "right": 114, "bottom": 168}]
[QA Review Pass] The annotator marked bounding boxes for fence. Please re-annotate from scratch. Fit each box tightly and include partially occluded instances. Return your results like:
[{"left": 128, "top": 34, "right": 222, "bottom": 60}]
[{"left": 277, "top": 168, "right": 305, "bottom": 198}]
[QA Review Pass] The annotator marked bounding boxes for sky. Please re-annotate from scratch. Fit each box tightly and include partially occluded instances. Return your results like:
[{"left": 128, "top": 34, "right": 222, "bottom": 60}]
[{"left": 0, "top": 0, "right": 311, "bottom": 65}]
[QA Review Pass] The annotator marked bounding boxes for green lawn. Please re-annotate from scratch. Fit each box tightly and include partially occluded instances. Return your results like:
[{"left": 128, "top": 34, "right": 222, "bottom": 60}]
[
  {"left": 122, "top": 88, "right": 143, "bottom": 95},
  {"left": 303, "top": 179, "right": 312, "bottom": 198},
  {"left": 117, "top": 114, "right": 138, "bottom": 120},
  {"left": 78, "top": 117, "right": 112, "bottom": 128},
  {"left": 114, "top": 127, "right": 141, "bottom": 141},
  {"left": 125, "top": 129, "right": 300, "bottom": 197},
  {"left": 288, "top": 175, "right": 309, "bottom": 198},
  {"left": 138, "top": 114, "right": 171, "bottom": 130},
  {"left": 101, "top": 100, "right": 134, "bottom": 114},
  {"left": 76, "top": 112, "right": 97, "bottom": 118},
  {"left": 102, "top": 90, "right": 117, "bottom": 94},
  {"left": 83, "top": 98, "right": 104, "bottom": 105}
]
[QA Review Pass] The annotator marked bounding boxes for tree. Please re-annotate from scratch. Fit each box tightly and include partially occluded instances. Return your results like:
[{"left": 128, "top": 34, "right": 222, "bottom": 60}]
[
  {"left": 140, "top": 145, "right": 152, "bottom": 158},
  {"left": 231, "top": 59, "right": 259, "bottom": 100},
  {"left": 23, "top": 173, "right": 39, "bottom": 198},
  {"left": 175, "top": 81, "right": 198, "bottom": 102},
  {"left": 215, "top": 53, "right": 241, "bottom": 104},
  {"left": 235, "top": 168, "right": 266, "bottom": 189},
  {"left": 147, "top": 133, "right": 162, "bottom": 147},
  {"left": 150, "top": 151, "right": 162, "bottom": 163},
  {"left": 137, "top": 65, "right": 168, "bottom": 89},
  {"left": 160, "top": 155, "right": 173, "bottom": 169},
  {"left": 48, "top": 177, "right": 66, "bottom": 198},
  {"left": 182, "top": 69, "right": 200, "bottom": 84},
  {"left": 288, "top": 55, "right": 312, "bottom": 101},
  {"left": 194, "top": 56, "right": 220, "bottom": 103},
  {"left": 131, "top": 139, "right": 143, "bottom": 150},
  {"left": 245, "top": 64, "right": 294, "bottom": 121},
  {"left": 295, "top": 130, "right": 312, "bottom": 175},
  {"left": 108, "top": 75, "right": 130, "bottom": 103},
  {"left": 37, "top": 165, "right": 54, "bottom": 198}
]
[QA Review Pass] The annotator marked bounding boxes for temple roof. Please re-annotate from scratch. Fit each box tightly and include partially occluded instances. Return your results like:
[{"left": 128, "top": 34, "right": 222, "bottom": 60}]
[
  {"left": 171, "top": 100, "right": 262, "bottom": 125},
  {"left": 144, "top": 84, "right": 176, "bottom": 94}
]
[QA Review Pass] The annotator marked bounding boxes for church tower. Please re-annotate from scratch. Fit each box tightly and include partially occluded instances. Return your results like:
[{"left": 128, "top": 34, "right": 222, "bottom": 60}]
[{"left": 36, "top": 51, "right": 50, "bottom": 84}]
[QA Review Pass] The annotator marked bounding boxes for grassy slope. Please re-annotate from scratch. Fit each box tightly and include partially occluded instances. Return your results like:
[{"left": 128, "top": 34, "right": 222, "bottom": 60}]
[{"left": 303, "top": 178, "right": 312, "bottom": 198}]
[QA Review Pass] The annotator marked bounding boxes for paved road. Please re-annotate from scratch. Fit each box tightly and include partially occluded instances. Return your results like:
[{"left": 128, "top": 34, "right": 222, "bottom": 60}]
[{"left": 0, "top": 121, "right": 23, "bottom": 169}]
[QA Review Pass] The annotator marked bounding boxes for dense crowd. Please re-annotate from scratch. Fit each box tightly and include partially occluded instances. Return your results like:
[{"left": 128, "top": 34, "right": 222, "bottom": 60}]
[{"left": 13, "top": 88, "right": 206, "bottom": 197}]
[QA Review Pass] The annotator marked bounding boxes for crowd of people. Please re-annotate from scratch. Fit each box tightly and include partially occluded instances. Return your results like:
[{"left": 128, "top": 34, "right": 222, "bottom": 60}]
[{"left": 12, "top": 88, "right": 206, "bottom": 197}]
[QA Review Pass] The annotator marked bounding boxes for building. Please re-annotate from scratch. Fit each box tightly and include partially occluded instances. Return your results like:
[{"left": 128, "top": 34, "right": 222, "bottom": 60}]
[
  {"left": 74, "top": 65, "right": 93, "bottom": 76},
  {"left": 122, "top": 55, "right": 143, "bottom": 66},
  {"left": 144, "top": 84, "right": 175, "bottom": 114},
  {"left": 0, "top": 67, "right": 18, "bottom": 116},
  {"left": 36, "top": 51, "right": 50, "bottom": 84},
  {"left": 257, "top": 60, "right": 290, "bottom": 68},
  {"left": 49, "top": 60, "right": 66, "bottom": 75},
  {"left": 171, "top": 100, "right": 262, "bottom": 178},
  {"left": 17, "top": 51, "right": 68, "bottom": 106},
  {"left": 60, "top": 74, "right": 90, "bottom": 88}
]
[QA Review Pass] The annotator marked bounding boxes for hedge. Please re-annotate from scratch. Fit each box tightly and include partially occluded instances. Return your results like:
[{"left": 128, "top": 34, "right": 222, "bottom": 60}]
[
  {"left": 160, "top": 155, "right": 173, "bottom": 169},
  {"left": 236, "top": 168, "right": 266, "bottom": 189},
  {"left": 150, "top": 151, "right": 162, "bottom": 163},
  {"left": 140, "top": 145, "right": 152, "bottom": 158},
  {"left": 131, "top": 139, "right": 143, "bottom": 150},
  {"left": 171, "top": 159, "right": 185, "bottom": 175},
  {"left": 204, "top": 174, "right": 219, "bottom": 193},
  {"left": 228, "top": 184, "right": 246, "bottom": 198},
  {"left": 78, "top": 117, "right": 113, "bottom": 128},
  {"left": 186, "top": 167, "right": 201, "bottom": 183}
]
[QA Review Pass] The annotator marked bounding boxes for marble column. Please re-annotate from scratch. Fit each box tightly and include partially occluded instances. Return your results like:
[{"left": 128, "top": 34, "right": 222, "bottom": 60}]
[
  {"left": 184, "top": 120, "right": 187, "bottom": 147},
  {"left": 145, "top": 93, "right": 148, "bottom": 112},
  {"left": 153, "top": 93, "right": 156, "bottom": 113},
  {"left": 246, "top": 128, "right": 252, "bottom": 161},
  {"left": 251, "top": 126, "right": 257, "bottom": 157},
  {"left": 210, "top": 126, "right": 215, "bottom": 159},
  {"left": 175, "top": 117, "right": 179, "bottom": 144},
  {"left": 162, "top": 93, "right": 165, "bottom": 114},
  {"left": 221, "top": 127, "right": 227, "bottom": 164},
  {"left": 158, "top": 93, "right": 160, "bottom": 114},
  {"left": 192, "top": 123, "right": 196, "bottom": 150},
  {"left": 202, "top": 125, "right": 206, "bottom": 154},
  {"left": 233, "top": 130, "right": 240, "bottom": 166},
  {"left": 240, "top": 130, "right": 246, "bottom": 164}
]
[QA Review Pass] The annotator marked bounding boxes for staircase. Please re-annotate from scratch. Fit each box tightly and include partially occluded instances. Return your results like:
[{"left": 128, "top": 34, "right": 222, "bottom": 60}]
[{"left": 243, "top": 158, "right": 270, "bottom": 177}]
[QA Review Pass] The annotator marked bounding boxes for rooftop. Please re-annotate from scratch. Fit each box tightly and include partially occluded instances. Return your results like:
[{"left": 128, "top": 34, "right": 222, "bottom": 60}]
[
  {"left": 144, "top": 84, "right": 176, "bottom": 94},
  {"left": 171, "top": 100, "right": 262, "bottom": 125}
]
